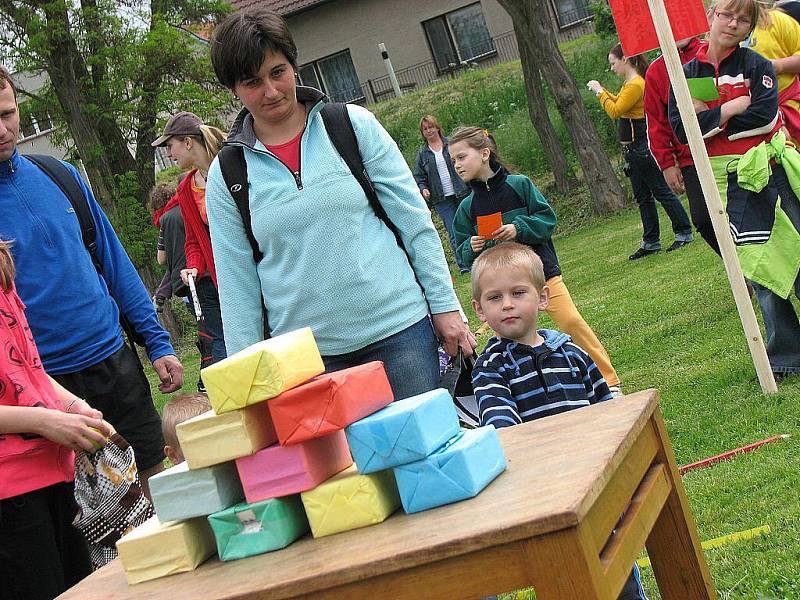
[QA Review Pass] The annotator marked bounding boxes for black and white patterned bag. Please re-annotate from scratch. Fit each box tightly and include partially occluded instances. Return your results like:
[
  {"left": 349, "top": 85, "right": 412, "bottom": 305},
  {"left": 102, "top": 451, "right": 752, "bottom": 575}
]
[
  {"left": 72, "top": 432, "right": 154, "bottom": 569},
  {"left": 439, "top": 349, "right": 480, "bottom": 428}
]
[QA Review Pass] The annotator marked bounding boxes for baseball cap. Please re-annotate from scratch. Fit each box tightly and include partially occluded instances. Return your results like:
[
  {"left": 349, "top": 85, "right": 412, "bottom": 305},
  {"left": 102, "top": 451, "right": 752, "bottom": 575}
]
[{"left": 151, "top": 111, "right": 203, "bottom": 147}]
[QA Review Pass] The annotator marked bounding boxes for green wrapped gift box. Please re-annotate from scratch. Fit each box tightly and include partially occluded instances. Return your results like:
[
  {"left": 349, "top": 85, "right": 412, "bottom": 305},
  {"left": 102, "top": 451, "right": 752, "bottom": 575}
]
[{"left": 207, "top": 496, "right": 309, "bottom": 561}]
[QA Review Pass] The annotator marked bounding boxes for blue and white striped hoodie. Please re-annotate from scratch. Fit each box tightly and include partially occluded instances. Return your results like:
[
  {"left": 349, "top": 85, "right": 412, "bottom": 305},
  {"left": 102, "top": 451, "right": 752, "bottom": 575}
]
[{"left": 472, "top": 329, "right": 612, "bottom": 429}]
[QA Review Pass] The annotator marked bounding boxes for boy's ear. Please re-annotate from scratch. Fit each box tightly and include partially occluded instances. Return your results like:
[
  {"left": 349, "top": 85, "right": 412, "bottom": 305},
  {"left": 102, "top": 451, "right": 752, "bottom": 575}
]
[
  {"left": 538, "top": 285, "right": 550, "bottom": 311},
  {"left": 164, "top": 445, "right": 182, "bottom": 465},
  {"left": 472, "top": 298, "right": 488, "bottom": 323}
]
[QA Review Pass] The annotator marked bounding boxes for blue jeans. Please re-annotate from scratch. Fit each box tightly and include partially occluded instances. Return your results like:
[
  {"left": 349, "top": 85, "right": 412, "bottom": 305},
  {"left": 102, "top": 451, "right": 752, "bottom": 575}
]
[
  {"left": 625, "top": 142, "right": 693, "bottom": 250},
  {"left": 752, "top": 165, "right": 800, "bottom": 374},
  {"left": 434, "top": 196, "right": 466, "bottom": 270},
  {"left": 322, "top": 316, "right": 440, "bottom": 400}
]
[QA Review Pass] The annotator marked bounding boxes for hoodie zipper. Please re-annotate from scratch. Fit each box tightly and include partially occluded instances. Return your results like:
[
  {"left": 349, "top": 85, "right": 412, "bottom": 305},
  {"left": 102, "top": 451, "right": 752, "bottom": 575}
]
[{"left": 231, "top": 108, "right": 312, "bottom": 191}]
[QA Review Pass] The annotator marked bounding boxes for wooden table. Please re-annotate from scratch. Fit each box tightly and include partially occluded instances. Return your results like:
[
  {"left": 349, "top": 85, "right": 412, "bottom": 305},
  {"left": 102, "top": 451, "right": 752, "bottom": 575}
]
[{"left": 60, "top": 389, "right": 717, "bottom": 600}]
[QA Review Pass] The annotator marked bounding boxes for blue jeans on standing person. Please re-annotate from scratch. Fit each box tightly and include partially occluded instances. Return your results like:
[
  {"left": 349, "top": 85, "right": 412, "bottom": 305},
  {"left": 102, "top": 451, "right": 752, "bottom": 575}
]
[
  {"left": 322, "top": 316, "right": 440, "bottom": 400},
  {"left": 752, "top": 165, "right": 800, "bottom": 376},
  {"left": 434, "top": 196, "right": 467, "bottom": 271},
  {"left": 625, "top": 142, "right": 693, "bottom": 250}
]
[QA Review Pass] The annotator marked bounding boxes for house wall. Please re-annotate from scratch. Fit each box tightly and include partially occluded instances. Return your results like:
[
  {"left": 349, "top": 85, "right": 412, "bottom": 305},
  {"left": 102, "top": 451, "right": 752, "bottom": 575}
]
[
  {"left": 13, "top": 70, "right": 68, "bottom": 160},
  {"left": 286, "top": 0, "right": 513, "bottom": 87}
]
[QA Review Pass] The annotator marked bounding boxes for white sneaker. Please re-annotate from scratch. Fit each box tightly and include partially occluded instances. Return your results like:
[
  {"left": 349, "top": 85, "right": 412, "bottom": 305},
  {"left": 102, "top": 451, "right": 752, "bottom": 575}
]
[{"left": 608, "top": 385, "right": 622, "bottom": 398}]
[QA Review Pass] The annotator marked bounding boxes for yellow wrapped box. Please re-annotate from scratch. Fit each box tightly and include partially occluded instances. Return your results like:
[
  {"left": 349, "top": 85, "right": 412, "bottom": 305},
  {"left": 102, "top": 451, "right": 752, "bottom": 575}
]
[
  {"left": 300, "top": 465, "right": 400, "bottom": 538},
  {"left": 176, "top": 405, "right": 277, "bottom": 470},
  {"left": 202, "top": 327, "right": 325, "bottom": 414},
  {"left": 116, "top": 515, "right": 216, "bottom": 585}
]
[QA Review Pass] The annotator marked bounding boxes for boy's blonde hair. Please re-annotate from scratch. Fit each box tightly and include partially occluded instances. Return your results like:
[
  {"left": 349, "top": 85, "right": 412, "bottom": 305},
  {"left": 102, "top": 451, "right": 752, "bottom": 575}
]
[
  {"left": 471, "top": 242, "right": 546, "bottom": 300},
  {"left": 162, "top": 392, "right": 211, "bottom": 450}
]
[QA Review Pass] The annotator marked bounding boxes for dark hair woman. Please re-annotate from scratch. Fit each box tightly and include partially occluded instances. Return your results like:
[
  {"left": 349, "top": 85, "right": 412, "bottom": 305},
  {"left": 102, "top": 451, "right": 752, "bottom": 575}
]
[
  {"left": 413, "top": 115, "right": 471, "bottom": 274},
  {"left": 588, "top": 44, "right": 694, "bottom": 260},
  {"left": 205, "top": 10, "right": 476, "bottom": 400}
]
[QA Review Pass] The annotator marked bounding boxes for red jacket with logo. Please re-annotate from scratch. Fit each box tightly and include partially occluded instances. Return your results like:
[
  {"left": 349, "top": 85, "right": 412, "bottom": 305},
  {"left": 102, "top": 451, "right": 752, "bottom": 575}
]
[
  {"left": 669, "top": 43, "right": 782, "bottom": 157},
  {"left": 176, "top": 169, "right": 217, "bottom": 286},
  {"left": 0, "top": 284, "right": 73, "bottom": 500},
  {"left": 645, "top": 38, "right": 702, "bottom": 171}
]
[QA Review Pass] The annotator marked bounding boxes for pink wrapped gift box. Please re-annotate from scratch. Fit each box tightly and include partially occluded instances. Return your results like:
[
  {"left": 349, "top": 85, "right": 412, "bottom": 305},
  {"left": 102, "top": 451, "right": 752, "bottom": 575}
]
[
  {"left": 235, "top": 430, "right": 353, "bottom": 503},
  {"left": 268, "top": 361, "right": 394, "bottom": 446}
]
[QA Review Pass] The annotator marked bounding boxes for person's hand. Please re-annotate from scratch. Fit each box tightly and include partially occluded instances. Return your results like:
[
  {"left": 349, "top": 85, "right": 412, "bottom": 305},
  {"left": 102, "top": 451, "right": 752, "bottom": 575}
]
[
  {"left": 493, "top": 223, "right": 517, "bottom": 241},
  {"left": 692, "top": 98, "right": 709, "bottom": 114},
  {"left": 36, "top": 408, "right": 114, "bottom": 452},
  {"left": 663, "top": 166, "right": 685, "bottom": 195},
  {"left": 724, "top": 95, "right": 751, "bottom": 116},
  {"left": 66, "top": 397, "right": 103, "bottom": 421},
  {"left": 421, "top": 189, "right": 431, "bottom": 200},
  {"left": 470, "top": 236, "right": 486, "bottom": 253},
  {"left": 153, "top": 354, "right": 184, "bottom": 393},
  {"left": 431, "top": 311, "right": 478, "bottom": 357},
  {"left": 180, "top": 268, "right": 199, "bottom": 285},
  {"left": 587, "top": 80, "right": 603, "bottom": 95}
]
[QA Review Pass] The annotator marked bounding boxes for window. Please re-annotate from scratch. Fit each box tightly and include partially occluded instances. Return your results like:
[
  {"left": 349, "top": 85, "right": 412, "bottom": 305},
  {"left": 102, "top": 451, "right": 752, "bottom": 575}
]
[
  {"left": 299, "top": 50, "right": 364, "bottom": 103},
  {"left": 18, "top": 109, "right": 55, "bottom": 141},
  {"left": 552, "top": 0, "right": 591, "bottom": 28},
  {"left": 423, "top": 3, "right": 495, "bottom": 73}
]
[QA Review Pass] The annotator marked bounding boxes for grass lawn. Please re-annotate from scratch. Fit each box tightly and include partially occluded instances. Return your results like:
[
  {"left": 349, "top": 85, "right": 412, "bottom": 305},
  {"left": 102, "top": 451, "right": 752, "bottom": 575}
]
[{"left": 144, "top": 201, "right": 800, "bottom": 599}]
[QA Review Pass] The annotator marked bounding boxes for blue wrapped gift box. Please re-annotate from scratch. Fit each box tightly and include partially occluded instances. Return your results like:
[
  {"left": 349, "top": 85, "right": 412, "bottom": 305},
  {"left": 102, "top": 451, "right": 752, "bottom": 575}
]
[
  {"left": 149, "top": 461, "right": 244, "bottom": 523},
  {"left": 345, "top": 388, "right": 460, "bottom": 474},
  {"left": 393, "top": 426, "right": 506, "bottom": 514}
]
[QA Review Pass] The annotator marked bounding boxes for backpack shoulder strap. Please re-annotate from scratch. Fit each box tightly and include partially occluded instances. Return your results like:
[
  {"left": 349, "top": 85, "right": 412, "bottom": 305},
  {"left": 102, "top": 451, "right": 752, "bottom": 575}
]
[
  {"left": 26, "top": 154, "right": 102, "bottom": 273},
  {"left": 218, "top": 145, "right": 262, "bottom": 264},
  {"left": 217, "top": 145, "right": 271, "bottom": 338},
  {"left": 320, "top": 103, "right": 394, "bottom": 232}
]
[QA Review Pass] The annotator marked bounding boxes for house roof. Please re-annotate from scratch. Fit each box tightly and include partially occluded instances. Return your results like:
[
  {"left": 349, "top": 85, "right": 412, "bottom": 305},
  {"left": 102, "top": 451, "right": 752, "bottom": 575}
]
[{"left": 230, "top": 0, "right": 333, "bottom": 17}]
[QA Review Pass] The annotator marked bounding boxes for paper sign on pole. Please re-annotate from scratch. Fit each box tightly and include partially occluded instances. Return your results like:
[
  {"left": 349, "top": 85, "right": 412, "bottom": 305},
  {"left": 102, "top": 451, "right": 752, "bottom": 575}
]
[{"left": 609, "top": 0, "right": 709, "bottom": 56}]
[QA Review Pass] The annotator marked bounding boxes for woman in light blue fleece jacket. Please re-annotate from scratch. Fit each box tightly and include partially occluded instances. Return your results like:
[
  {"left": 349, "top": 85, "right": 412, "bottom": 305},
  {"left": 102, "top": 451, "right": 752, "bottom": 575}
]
[{"left": 205, "top": 10, "right": 476, "bottom": 400}]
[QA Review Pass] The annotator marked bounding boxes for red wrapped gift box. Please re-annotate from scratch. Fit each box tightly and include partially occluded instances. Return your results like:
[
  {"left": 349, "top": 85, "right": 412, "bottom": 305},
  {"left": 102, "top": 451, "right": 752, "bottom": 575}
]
[{"left": 268, "top": 361, "right": 394, "bottom": 446}]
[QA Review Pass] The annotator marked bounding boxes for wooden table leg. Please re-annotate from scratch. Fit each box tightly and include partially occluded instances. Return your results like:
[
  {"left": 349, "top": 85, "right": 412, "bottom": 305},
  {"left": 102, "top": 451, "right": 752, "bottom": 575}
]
[
  {"left": 645, "top": 408, "right": 717, "bottom": 599},
  {"left": 525, "top": 525, "right": 611, "bottom": 600}
]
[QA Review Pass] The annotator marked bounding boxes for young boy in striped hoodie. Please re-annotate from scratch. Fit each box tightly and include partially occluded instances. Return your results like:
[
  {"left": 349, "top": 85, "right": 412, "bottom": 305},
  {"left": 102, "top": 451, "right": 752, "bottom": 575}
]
[
  {"left": 471, "top": 242, "right": 614, "bottom": 427},
  {"left": 470, "top": 242, "right": 647, "bottom": 600}
]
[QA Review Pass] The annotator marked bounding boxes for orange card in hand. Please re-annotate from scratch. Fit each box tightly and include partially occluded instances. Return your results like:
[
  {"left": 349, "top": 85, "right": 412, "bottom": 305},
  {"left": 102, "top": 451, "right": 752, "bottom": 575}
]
[{"left": 477, "top": 212, "right": 503, "bottom": 239}]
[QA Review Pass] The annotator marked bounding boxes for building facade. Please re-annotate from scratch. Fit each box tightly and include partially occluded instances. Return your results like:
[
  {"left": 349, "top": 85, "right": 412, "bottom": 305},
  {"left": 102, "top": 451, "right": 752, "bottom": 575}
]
[{"left": 232, "top": 0, "right": 592, "bottom": 104}]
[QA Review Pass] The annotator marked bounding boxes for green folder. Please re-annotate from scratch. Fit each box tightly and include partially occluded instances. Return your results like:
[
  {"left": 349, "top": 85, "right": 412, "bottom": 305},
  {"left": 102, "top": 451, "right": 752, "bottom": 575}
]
[
  {"left": 687, "top": 77, "right": 720, "bottom": 102},
  {"left": 208, "top": 496, "right": 309, "bottom": 561}
]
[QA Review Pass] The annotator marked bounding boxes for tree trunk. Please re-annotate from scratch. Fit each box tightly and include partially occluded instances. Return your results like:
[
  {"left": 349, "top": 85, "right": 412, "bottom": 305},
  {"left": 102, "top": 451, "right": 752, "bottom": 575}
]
[
  {"left": 498, "top": 0, "right": 627, "bottom": 213},
  {"left": 513, "top": 22, "right": 576, "bottom": 195},
  {"left": 41, "top": 1, "right": 138, "bottom": 219}
]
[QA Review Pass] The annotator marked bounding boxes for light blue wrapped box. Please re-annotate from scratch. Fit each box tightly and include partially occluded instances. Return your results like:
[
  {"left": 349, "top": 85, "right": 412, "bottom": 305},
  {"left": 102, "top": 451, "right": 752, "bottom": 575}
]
[
  {"left": 208, "top": 496, "right": 309, "bottom": 561},
  {"left": 393, "top": 426, "right": 507, "bottom": 514},
  {"left": 345, "top": 388, "right": 460, "bottom": 474},
  {"left": 149, "top": 461, "right": 244, "bottom": 523}
]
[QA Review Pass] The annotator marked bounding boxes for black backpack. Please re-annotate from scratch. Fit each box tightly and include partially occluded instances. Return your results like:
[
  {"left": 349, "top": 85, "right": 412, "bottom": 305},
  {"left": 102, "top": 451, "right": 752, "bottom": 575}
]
[
  {"left": 25, "top": 154, "right": 145, "bottom": 351},
  {"left": 217, "top": 101, "right": 424, "bottom": 336}
]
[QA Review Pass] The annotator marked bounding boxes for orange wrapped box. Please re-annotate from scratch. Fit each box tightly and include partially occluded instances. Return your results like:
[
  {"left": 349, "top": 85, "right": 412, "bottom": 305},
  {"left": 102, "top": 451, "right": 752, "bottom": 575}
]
[{"left": 268, "top": 361, "right": 394, "bottom": 446}]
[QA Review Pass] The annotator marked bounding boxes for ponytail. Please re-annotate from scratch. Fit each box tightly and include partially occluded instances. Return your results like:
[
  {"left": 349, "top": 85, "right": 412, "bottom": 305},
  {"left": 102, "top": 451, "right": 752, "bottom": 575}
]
[{"left": 196, "top": 125, "right": 227, "bottom": 162}]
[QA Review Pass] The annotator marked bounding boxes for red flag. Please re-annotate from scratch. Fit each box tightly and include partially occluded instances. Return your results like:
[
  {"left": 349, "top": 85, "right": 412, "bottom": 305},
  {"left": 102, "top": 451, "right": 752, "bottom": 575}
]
[{"left": 609, "top": 0, "right": 709, "bottom": 56}]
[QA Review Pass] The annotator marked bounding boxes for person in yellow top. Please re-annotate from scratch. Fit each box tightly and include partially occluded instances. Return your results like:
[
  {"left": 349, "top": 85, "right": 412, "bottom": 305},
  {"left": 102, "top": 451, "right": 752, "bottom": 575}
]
[
  {"left": 588, "top": 43, "right": 693, "bottom": 260},
  {"left": 745, "top": 6, "right": 800, "bottom": 141}
]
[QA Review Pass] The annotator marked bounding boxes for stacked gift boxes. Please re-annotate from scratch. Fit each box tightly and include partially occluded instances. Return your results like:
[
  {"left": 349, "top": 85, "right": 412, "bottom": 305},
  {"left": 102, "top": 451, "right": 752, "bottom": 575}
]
[{"left": 115, "top": 327, "right": 506, "bottom": 584}]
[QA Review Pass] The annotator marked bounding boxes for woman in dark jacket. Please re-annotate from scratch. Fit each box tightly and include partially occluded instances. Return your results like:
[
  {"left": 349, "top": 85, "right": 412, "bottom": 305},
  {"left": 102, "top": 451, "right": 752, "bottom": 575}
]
[{"left": 413, "top": 115, "right": 470, "bottom": 273}]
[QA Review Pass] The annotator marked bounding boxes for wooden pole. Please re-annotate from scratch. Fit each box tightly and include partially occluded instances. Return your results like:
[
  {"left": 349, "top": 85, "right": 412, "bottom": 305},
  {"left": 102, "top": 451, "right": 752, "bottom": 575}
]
[{"left": 645, "top": 0, "right": 777, "bottom": 394}]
